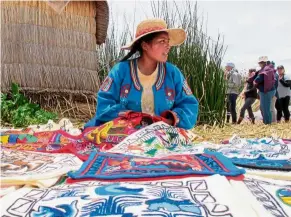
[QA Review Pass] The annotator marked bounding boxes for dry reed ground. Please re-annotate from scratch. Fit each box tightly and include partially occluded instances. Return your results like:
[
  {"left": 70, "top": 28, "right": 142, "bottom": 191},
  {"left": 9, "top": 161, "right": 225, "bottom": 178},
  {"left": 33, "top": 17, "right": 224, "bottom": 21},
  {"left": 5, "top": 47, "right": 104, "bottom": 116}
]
[{"left": 192, "top": 121, "right": 291, "bottom": 143}]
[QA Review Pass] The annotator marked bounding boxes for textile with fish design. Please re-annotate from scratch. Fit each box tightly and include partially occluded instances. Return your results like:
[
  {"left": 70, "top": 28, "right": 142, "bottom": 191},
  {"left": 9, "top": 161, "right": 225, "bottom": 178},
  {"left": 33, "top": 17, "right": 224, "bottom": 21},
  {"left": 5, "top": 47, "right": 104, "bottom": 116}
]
[{"left": 68, "top": 151, "right": 245, "bottom": 181}]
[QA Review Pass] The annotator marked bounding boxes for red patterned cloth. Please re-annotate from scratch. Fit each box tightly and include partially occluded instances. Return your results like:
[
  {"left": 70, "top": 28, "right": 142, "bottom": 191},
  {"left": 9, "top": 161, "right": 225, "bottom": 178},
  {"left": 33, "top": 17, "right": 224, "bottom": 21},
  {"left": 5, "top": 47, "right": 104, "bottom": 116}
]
[{"left": 1, "top": 112, "right": 169, "bottom": 161}]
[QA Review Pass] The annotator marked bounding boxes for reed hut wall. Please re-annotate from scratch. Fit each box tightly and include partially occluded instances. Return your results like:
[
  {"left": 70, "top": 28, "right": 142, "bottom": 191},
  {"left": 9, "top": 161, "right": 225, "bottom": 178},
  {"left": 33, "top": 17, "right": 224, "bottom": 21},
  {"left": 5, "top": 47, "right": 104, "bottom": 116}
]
[{"left": 1, "top": 1, "right": 109, "bottom": 119}]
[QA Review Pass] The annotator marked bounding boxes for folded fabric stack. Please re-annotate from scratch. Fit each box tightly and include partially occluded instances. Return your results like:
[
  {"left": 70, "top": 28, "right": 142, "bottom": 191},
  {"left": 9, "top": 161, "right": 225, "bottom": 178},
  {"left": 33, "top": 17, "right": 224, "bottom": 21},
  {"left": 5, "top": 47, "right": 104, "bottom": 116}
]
[
  {"left": 1, "top": 113, "right": 290, "bottom": 217},
  {"left": 217, "top": 136, "right": 291, "bottom": 170},
  {"left": 0, "top": 149, "right": 83, "bottom": 193},
  {"left": 207, "top": 135, "right": 291, "bottom": 181}
]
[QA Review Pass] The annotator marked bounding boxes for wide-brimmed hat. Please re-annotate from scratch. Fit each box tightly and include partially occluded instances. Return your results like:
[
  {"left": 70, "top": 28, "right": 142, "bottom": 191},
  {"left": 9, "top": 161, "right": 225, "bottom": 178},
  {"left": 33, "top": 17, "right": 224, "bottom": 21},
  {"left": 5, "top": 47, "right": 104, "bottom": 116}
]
[
  {"left": 121, "top": 18, "right": 187, "bottom": 50},
  {"left": 258, "top": 56, "right": 268, "bottom": 63}
]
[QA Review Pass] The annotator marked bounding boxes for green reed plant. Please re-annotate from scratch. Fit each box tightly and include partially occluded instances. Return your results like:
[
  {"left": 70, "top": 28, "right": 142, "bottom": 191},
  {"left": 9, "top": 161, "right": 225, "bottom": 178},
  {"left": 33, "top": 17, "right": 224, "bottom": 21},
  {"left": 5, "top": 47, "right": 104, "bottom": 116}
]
[{"left": 151, "top": 1, "right": 227, "bottom": 126}]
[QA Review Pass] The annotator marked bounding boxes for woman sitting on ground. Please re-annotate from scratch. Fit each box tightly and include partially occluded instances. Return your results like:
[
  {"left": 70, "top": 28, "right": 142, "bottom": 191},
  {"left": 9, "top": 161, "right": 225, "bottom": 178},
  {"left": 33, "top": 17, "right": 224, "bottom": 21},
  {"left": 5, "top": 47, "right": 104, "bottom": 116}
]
[
  {"left": 85, "top": 19, "right": 199, "bottom": 130},
  {"left": 237, "top": 68, "right": 258, "bottom": 124}
]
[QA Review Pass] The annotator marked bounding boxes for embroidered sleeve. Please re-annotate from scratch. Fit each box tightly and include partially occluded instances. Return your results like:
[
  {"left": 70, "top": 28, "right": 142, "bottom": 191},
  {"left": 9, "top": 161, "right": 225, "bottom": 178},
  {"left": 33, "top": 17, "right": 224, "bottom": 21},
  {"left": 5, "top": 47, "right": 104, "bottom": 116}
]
[
  {"left": 95, "top": 64, "right": 127, "bottom": 123},
  {"left": 182, "top": 79, "right": 193, "bottom": 95},
  {"left": 171, "top": 65, "right": 199, "bottom": 129},
  {"left": 100, "top": 76, "right": 113, "bottom": 92}
]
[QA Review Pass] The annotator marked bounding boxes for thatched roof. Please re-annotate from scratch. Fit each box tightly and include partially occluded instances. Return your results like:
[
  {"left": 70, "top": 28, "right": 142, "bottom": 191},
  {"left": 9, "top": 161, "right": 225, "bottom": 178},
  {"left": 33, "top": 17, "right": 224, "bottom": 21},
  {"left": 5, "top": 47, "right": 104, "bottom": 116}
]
[{"left": 1, "top": 1, "right": 109, "bottom": 101}]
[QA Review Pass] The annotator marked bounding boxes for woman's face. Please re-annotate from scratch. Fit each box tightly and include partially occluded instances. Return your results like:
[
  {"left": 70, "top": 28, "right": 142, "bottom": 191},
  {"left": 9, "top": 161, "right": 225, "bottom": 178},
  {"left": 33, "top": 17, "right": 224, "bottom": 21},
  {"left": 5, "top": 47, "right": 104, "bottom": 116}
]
[
  {"left": 278, "top": 68, "right": 284, "bottom": 76},
  {"left": 142, "top": 32, "right": 171, "bottom": 62},
  {"left": 248, "top": 70, "right": 255, "bottom": 77},
  {"left": 259, "top": 62, "right": 265, "bottom": 68}
]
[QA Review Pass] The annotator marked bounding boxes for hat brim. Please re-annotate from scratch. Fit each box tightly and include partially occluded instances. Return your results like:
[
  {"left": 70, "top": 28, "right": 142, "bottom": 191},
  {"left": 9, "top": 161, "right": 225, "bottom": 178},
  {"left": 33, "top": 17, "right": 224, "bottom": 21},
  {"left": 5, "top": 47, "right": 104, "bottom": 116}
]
[{"left": 121, "top": 28, "right": 187, "bottom": 50}]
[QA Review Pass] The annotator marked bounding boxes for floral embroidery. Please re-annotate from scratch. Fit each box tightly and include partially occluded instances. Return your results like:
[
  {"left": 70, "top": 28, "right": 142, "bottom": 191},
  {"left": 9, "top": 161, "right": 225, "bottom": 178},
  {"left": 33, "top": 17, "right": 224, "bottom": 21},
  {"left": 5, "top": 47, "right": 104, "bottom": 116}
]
[
  {"left": 120, "top": 84, "right": 131, "bottom": 98},
  {"left": 165, "top": 88, "right": 175, "bottom": 100}
]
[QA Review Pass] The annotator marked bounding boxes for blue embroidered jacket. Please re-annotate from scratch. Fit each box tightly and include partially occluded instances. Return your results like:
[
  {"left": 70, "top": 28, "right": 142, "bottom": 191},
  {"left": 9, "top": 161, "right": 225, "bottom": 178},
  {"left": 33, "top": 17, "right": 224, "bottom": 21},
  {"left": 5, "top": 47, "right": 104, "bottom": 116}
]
[{"left": 85, "top": 59, "right": 199, "bottom": 129}]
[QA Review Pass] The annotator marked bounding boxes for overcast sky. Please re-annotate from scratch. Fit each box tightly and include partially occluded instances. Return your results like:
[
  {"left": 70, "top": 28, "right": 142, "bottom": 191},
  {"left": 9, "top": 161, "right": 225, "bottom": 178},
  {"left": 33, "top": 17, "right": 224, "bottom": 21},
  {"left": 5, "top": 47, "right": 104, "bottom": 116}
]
[{"left": 109, "top": 0, "right": 291, "bottom": 74}]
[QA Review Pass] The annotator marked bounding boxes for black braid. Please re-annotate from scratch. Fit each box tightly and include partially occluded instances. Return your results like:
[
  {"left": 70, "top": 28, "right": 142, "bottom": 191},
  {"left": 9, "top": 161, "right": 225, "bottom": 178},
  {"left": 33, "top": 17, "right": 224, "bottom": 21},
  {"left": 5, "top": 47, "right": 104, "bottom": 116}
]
[{"left": 120, "top": 43, "right": 140, "bottom": 62}]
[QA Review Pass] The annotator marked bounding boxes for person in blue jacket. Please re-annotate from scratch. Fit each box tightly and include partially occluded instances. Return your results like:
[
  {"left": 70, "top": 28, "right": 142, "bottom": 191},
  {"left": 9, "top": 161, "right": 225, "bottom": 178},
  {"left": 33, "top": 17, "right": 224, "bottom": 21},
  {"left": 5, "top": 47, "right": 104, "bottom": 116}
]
[{"left": 85, "top": 18, "right": 199, "bottom": 130}]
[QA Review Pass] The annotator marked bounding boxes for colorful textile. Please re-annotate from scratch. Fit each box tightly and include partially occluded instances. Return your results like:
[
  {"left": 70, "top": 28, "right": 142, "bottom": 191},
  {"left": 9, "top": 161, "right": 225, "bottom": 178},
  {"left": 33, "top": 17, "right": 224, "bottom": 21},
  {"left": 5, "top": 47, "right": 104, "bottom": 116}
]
[
  {"left": 66, "top": 173, "right": 245, "bottom": 184},
  {"left": 1, "top": 149, "right": 82, "bottom": 187},
  {"left": 83, "top": 112, "right": 166, "bottom": 146},
  {"left": 108, "top": 121, "right": 199, "bottom": 157},
  {"left": 0, "top": 130, "right": 99, "bottom": 161},
  {"left": 231, "top": 175, "right": 291, "bottom": 217},
  {"left": 0, "top": 129, "right": 83, "bottom": 144},
  {"left": 0, "top": 175, "right": 256, "bottom": 217},
  {"left": 85, "top": 58, "right": 199, "bottom": 129},
  {"left": 1, "top": 114, "right": 198, "bottom": 161},
  {"left": 68, "top": 151, "right": 245, "bottom": 181},
  {"left": 0, "top": 141, "right": 99, "bottom": 161},
  {"left": 215, "top": 136, "right": 291, "bottom": 170},
  {"left": 1, "top": 117, "right": 141, "bottom": 160}
]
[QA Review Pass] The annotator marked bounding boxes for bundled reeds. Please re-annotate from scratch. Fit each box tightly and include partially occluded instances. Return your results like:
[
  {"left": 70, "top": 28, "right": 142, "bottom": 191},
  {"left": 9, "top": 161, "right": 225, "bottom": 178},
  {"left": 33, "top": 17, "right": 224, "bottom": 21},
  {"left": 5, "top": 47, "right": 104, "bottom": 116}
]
[{"left": 1, "top": 1, "right": 109, "bottom": 117}]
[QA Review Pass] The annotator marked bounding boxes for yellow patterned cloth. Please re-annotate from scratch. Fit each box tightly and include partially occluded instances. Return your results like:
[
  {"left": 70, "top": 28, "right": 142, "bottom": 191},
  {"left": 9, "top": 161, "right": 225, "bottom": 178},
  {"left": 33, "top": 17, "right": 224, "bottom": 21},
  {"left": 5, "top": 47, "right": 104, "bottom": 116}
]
[{"left": 137, "top": 65, "right": 158, "bottom": 115}]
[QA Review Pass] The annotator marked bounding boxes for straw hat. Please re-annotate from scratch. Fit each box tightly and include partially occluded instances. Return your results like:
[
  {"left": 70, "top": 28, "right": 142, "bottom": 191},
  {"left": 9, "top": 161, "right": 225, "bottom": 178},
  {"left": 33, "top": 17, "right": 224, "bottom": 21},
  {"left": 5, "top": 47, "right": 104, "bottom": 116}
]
[
  {"left": 121, "top": 18, "right": 187, "bottom": 50},
  {"left": 258, "top": 56, "right": 268, "bottom": 63}
]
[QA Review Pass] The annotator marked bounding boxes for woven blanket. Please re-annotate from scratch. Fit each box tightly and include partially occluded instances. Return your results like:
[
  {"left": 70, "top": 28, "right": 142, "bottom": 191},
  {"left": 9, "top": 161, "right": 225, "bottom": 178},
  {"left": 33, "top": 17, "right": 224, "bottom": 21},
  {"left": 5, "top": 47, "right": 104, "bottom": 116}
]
[
  {"left": 1, "top": 149, "right": 82, "bottom": 187},
  {"left": 0, "top": 128, "right": 119, "bottom": 161},
  {"left": 1, "top": 113, "right": 188, "bottom": 160},
  {"left": 231, "top": 175, "right": 291, "bottom": 217},
  {"left": 213, "top": 136, "right": 291, "bottom": 170},
  {"left": 108, "top": 121, "right": 198, "bottom": 157},
  {"left": 0, "top": 175, "right": 256, "bottom": 217},
  {"left": 68, "top": 151, "right": 245, "bottom": 181}
]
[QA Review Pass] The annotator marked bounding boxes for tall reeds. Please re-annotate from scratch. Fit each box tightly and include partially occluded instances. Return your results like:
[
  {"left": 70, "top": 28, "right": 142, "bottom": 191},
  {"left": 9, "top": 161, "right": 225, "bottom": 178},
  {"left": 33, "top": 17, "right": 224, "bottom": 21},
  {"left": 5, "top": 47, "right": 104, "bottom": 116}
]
[{"left": 97, "top": 1, "right": 227, "bottom": 126}]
